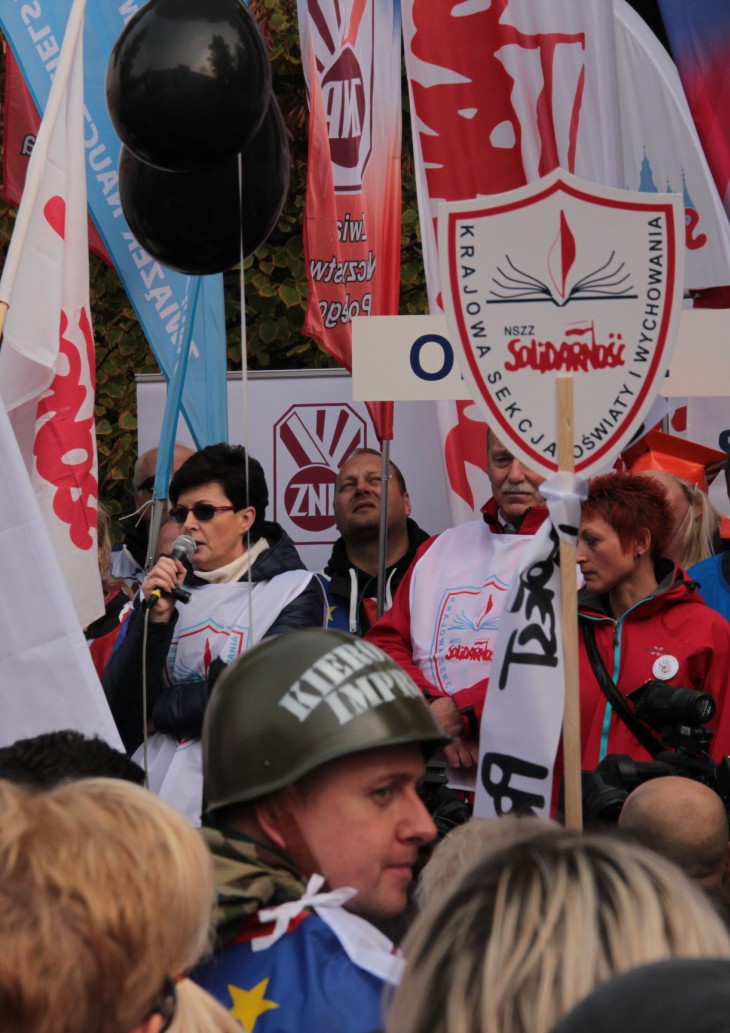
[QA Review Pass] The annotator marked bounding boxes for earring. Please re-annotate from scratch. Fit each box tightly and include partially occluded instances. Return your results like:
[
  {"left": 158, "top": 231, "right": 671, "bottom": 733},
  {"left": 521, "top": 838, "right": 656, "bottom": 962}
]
[{"left": 634, "top": 552, "right": 641, "bottom": 560}]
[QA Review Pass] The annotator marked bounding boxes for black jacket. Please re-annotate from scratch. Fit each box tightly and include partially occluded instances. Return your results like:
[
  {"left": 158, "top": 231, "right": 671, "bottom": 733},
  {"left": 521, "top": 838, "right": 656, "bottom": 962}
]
[
  {"left": 102, "top": 522, "right": 325, "bottom": 752},
  {"left": 318, "top": 518, "right": 430, "bottom": 635}
]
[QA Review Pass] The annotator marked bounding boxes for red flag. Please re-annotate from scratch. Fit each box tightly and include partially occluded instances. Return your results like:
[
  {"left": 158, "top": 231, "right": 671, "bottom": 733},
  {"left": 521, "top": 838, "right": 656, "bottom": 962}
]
[
  {"left": 2, "top": 49, "right": 112, "bottom": 266},
  {"left": 298, "top": 0, "right": 401, "bottom": 443},
  {"left": 0, "top": 0, "right": 104, "bottom": 629}
]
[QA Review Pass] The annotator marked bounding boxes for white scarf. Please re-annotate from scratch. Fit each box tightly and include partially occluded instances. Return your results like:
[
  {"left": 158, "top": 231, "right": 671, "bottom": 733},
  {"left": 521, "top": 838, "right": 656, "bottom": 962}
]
[{"left": 193, "top": 538, "right": 269, "bottom": 585}]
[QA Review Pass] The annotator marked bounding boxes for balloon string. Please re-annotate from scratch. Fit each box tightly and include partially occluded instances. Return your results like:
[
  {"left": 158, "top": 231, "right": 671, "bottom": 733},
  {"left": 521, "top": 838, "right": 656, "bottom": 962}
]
[{"left": 238, "top": 153, "right": 254, "bottom": 642}]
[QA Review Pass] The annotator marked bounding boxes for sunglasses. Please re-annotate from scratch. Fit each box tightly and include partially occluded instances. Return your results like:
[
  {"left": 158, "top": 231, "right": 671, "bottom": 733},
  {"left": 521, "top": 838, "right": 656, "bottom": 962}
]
[{"left": 168, "top": 503, "right": 235, "bottom": 524}]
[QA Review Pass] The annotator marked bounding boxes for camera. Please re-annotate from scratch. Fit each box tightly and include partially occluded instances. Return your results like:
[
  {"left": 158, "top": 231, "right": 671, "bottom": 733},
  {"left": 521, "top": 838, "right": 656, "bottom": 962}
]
[
  {"left": 629, "top": 680, "right": 716, "bottom": 749},
  {"left": 581, "top": 683, "right": 730, "bottom": 826},
  {"left": 420, "top": 760, "right": 472, "bottom": 839},
  {"left": 582, "top": 754, "right": 677, "bottom": 826},
  {"left": 582, "top": 751, "right": 730, "bottom": 827}
]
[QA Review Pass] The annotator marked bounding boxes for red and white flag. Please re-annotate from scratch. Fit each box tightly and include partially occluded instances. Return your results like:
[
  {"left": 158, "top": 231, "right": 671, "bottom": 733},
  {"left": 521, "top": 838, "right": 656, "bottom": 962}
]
[
  {"left": 2, "top": 48, "right": 110, "bottom": 264},
  {"left": 0, "top": 0, "right": 104, "bottom": 629},
  {"left": 403, "top": 0, "right": 623, "bottom": 520},
  {"left": 297, "top": 0, "right": 401, "bottom": 442}
]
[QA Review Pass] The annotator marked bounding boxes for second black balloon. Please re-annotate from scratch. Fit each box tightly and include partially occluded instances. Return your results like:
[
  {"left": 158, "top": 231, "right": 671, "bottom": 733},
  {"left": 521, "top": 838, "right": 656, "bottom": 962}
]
[{"left": 118, "top": 98, "right": 290, "bottom": 276}]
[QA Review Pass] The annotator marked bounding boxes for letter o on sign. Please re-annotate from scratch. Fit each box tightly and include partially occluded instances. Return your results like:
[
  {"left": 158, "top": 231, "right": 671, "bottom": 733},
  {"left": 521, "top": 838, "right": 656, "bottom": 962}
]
[{"left": 410, "top": 333, "right": 454, "bottom": 381}]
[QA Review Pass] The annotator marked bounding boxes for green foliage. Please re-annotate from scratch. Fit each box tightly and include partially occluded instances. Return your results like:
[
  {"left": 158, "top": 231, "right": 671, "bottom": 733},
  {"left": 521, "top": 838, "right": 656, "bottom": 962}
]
[{"left": 0, "top": 10, "right": 429, "bottom": 538}]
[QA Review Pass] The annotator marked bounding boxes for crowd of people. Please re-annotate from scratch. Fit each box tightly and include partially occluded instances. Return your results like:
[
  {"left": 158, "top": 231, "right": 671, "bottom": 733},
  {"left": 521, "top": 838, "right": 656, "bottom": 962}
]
[{"left": 3, "top": 426, "right": 730, "bottom": 1031}]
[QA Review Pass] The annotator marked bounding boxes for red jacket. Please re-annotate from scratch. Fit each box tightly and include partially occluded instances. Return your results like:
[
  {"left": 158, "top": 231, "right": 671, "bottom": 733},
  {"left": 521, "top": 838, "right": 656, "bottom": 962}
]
[
  {"left": 366, "top": 499, "right": 547, "bottom": 721},
  {"left": 578, "top": 560, "right": 730, "bottom": 767}
]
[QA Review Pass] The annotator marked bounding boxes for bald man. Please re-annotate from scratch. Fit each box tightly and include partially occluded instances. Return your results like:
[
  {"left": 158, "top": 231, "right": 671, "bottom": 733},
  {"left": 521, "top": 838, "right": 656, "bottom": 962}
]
[
  {"left": 618, "top": 776, "right": 729, "bottom": 898},
  {"left": 111, "top": 443, "right": 194, "bottom": 584}
]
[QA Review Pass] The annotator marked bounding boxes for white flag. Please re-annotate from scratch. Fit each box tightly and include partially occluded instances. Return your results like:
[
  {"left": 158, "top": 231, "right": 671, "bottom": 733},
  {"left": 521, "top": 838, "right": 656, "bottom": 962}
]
[
  {"left": 0, "top": 0, "right": 103, "bottom": 629},
  {"left": 0, "top": 394, "right": 122, "bottom": 749},
  {"left": 475, "top": 474, "right": 585, "bottom": 819}
]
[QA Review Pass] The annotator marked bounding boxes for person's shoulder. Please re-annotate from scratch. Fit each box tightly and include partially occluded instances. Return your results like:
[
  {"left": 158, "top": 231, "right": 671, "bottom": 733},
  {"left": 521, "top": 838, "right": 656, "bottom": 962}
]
[
  {"left": 253, "top": 522, "right": 307, "bottom": 576},
  {"left": 688, "top": 554, "right": 723, "bottom": 582},
  {"left": 195, "top": 911, "right": 386, "bottom": 1033}
]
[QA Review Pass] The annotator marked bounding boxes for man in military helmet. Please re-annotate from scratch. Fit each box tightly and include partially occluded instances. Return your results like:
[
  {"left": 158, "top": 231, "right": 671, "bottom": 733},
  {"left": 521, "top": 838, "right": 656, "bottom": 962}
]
[{"left": 193, "top": 628, "right": 446, "bottom": 1033}]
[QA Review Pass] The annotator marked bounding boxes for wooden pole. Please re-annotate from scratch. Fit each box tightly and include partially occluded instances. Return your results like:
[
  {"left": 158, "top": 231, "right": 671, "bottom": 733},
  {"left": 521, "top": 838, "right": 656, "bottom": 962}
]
[{"left": 556, "top": 375, "right": 583, "bottom": 830}]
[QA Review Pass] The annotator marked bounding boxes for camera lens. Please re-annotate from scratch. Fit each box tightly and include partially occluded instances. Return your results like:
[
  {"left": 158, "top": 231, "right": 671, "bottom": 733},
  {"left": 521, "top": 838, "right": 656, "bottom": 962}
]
[
  {"left": 581, "top": 772, "right": 627, "bottom": 825},
  {"left": 633, "top": 682, "right": 716, "bottom": 728}
]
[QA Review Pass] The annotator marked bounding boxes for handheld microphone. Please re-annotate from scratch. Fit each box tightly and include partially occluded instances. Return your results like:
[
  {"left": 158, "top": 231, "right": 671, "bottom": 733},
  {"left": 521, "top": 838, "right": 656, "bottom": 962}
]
[
  {"left": 169, "top": 535, "right": 197, "bottom": 565},
  {"left": 145, "top": 535, "right": 195, "bottom": 608}
]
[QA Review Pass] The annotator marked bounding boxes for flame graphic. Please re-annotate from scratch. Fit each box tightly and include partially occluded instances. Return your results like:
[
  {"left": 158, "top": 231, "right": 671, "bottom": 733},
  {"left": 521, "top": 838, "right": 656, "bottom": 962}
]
[
  {"left": 478, "top": 594, "right": 494, "bottom": 625},
  {"left": 548, "top": 210, "right": 576, "bottom": 300}
]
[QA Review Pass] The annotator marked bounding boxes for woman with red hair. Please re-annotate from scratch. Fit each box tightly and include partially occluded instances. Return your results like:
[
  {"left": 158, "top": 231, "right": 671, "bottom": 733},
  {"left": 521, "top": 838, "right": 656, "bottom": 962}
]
[{"left": 577, "top": 472, "right": 730, "bottom": 769}]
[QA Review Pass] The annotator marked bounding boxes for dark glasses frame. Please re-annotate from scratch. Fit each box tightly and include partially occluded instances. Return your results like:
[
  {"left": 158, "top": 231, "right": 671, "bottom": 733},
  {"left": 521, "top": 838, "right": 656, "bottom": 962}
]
[
  {"left": 147, "top": 974, "right": 177, "bottom": 1033},
  {"left": 169, "top": 503, "right": 235, "bottom": 524}
]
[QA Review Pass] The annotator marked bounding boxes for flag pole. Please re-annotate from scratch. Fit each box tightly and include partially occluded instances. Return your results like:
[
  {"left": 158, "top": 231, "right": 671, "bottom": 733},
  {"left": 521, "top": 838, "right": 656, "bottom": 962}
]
[
  {"left": 376, "top": 440, "right": 391, "bottom": 618},
  {"left": 145, "top": 277, "right": 201, "bottom": 569},
  {"left": 556, "top": 374, "right": 583, "bottom": 830}
]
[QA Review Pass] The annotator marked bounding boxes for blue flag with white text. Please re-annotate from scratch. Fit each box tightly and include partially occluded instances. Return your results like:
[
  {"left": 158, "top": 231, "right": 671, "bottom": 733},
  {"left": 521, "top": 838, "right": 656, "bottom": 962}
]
[{"left": 0, "top": 0, "right": 228, "bottom": 448}]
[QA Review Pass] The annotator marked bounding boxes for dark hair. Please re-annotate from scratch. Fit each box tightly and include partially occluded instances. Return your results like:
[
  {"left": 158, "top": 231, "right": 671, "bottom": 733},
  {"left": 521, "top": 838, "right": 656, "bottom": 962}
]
[
  {"left": 339, "top": 447, "right": 408, "bottom": 494},
  {"left": 0, "top": 730, "right": 145, "bottom": 789},
  {"left": 582, "top": 472, "right": 672, "bottom": 559},
  {"left": 169, "top": 443, "right": 269, "bottom": 541},
  {"left": 724, "top": 453, "right": 730, "bottom": 496}
]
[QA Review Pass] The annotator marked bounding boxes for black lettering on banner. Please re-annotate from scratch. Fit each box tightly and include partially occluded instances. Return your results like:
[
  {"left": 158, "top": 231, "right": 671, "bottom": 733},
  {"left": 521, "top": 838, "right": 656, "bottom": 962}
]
[
  {"left": 498, "top": 529, "right": 560, "bottom": 689},
  {"left": 480, "top": 752, "right": 548, "bottom": 815}
]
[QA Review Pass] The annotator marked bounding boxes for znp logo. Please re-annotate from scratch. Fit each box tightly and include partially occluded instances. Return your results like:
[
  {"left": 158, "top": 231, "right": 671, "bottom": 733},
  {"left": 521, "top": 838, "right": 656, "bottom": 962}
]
[
  {"left": 274, "top": 404, "right": 367, "bottom": 542},
  {"left": 305, "top": 0, "right": 374, "bottom": 191}
]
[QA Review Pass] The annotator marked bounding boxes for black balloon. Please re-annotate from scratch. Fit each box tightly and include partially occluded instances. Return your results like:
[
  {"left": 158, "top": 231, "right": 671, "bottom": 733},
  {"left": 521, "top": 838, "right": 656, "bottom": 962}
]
[
  {"left": 107, "top": 0, "right": 272, "bottom": 172},
  {"left": 238, "top": 97, "right": 290, "bottom": 259},
  {"left": 118, "top": 98, "right": 290, "bottom": 276}
]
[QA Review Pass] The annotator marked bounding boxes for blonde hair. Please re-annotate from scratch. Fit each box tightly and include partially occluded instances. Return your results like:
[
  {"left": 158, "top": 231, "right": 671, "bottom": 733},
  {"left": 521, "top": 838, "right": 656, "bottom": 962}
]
[
  {"left": 416, "top": 815, "right": 556, "bottom": 910},
  {"left": 0, "top": 777, "right": 241, "bottom": 1033},
  {"left": 387, "top": 828, "right": 730, "bottom": 1033},
  {"left": 673, "top": 476, "right": 720, "bottom": 567}
]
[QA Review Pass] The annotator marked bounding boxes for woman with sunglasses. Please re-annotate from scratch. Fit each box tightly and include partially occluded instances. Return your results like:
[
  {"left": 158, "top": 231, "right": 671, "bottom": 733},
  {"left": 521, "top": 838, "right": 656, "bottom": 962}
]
[
  {"left": 0, "top": 776, "right": 241, "bottom": 1033},
  {"left": 103, "top": 444, "right": 326, "bottom": 820}
]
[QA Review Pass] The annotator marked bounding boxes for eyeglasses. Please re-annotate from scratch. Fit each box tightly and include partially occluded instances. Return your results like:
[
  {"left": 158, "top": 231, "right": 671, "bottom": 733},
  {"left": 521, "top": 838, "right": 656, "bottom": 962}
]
[
  {"left": 147, "top": 974, "right": 177, "bottom": 1033},
  {"left": 168, "top": 503, "right": 235, "bottom": 524},
  {"left": 137, "top": 476, "right": 156, "bottom": 494}
]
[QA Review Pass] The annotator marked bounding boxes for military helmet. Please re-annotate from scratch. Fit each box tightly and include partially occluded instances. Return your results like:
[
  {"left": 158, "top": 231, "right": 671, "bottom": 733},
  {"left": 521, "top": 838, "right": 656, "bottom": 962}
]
[{"left": 202, "top": 628, "right": 448, "bottom": 814}]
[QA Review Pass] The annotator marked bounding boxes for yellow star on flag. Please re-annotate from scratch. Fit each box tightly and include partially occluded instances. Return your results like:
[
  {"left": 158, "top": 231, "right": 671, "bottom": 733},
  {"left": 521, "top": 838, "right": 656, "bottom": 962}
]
[
  {"left": 327, "top": 604, "right": 337, "bottom": 624},
  {"left": 228, "top": 978, "right": 279, "bottom": 1032}
]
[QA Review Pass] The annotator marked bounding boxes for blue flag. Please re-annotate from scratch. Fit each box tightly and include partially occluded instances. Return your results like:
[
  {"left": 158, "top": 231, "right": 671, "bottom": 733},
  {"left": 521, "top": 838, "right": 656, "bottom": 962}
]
[
  {"left": 194, "top": 911, "right": 387, "bottom": 1033},
  {"left": 0, "top": 0, "right": 228, "bottom": 448}
]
